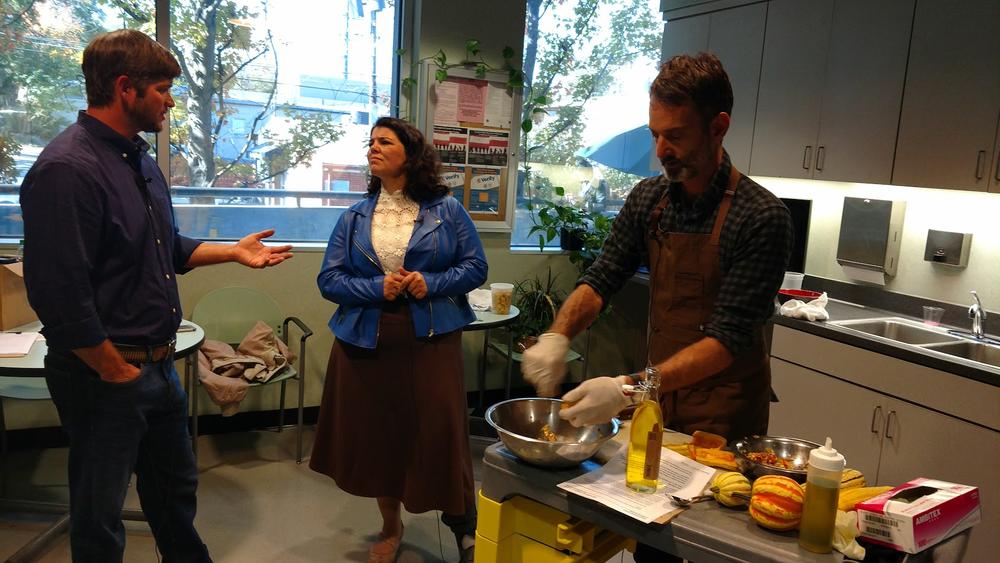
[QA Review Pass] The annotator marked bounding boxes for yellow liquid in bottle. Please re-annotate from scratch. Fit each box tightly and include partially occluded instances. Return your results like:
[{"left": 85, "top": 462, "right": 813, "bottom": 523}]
[
  {"left": 626, "top": 399, "right": 663, "bottom": 493},
  {"left": 799, "top": 482, "right": 840, "bottom": 553}
]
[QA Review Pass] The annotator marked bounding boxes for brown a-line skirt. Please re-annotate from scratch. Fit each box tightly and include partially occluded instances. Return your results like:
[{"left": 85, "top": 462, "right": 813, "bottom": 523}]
[{"left": 309, "top": 303, "right": 474, "bottom": 515}]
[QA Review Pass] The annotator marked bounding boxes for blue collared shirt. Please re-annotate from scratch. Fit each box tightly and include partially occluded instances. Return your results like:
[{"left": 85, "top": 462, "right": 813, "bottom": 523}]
[{"left": 20, "top": 111, "right": 201, "bottom": 349}]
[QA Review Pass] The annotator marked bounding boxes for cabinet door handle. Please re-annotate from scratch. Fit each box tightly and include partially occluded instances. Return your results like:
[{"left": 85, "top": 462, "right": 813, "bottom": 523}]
[
  {"left": 815, "top": 146, "right": 825, "bottom": 171},
  {"left": 884, "top": 409, "right": 897, "bottom": 440},
  {"left": 870, "top": 405, "right": 883, "bottom": 435},
  {"left": 802, "top": 146, "right": 812, "bottom": 170},
  {"left": 976, "top": 150, "right": 986, "bottom": 180}
]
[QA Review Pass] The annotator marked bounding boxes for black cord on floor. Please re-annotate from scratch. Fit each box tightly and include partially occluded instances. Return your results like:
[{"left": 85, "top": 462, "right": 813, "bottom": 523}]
[{"left": 435, "top": 509, "right": 446, "bottom": 562}]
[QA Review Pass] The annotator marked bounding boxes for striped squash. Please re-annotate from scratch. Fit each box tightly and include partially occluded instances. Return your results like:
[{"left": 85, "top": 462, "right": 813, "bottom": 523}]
[
  {"left": 711, "top": 471, "right": 751, "bottom": 508},
  {"left": 840, "top": 468, "right": 866, "bottom": 489},
  {"left": 749, "top": 475, "right": 804, "bottom": 531}
]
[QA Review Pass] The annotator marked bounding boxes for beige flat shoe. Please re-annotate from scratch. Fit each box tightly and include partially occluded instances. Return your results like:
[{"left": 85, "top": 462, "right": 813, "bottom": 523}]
[{"left": 367, "top": 525, "right": 403, "bottom": 563}]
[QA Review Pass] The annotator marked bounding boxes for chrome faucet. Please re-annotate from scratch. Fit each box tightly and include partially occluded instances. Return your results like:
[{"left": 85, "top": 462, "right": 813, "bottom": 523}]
[{"left": 969, "top": 290, "right": 987, "bottom": 339}]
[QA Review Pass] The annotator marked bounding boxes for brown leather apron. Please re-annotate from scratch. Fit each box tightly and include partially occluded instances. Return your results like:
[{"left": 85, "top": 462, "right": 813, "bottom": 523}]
[{"left": 645, "top": 166, "right": 770, "bottom": 443}]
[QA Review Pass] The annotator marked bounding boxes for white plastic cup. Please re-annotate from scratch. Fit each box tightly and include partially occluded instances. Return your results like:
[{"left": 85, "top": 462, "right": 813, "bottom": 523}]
[
  {"left": 490, "top": 283, "right": 514, "bottom": 315},
  {"left": 782, "top": 272, "right": 804, "bottom": 290}
]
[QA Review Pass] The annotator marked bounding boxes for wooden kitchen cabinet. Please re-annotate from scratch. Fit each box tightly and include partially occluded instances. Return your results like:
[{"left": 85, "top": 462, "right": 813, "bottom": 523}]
[
  {"left": 749, "top": 0, "right": 914, "bottom": 184},
  {"left": 892, "top": 0, "right": 1000, "bottom": 192},
  {"left": 660, "top": 2, "right": 765, "bottom": 172}
]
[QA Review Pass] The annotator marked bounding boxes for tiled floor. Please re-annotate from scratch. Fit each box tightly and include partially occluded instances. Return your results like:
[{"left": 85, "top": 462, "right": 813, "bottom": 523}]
[{"left": 0, "top": 428, "right": 636, "bottom": 562}]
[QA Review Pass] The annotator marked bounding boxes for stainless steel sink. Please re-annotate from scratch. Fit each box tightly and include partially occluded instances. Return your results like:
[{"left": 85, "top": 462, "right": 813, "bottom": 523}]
[
  {"left": 830, "top": 318, "right": 960, "bottom": 345},
  {"left": 923, "top": 340, "right": 1000, "bottom": 368}
]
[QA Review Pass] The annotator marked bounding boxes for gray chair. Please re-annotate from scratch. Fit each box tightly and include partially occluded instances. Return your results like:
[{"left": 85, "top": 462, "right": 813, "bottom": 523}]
[{"left": 190, "top": 287, "right": 312, "bottom": 463}]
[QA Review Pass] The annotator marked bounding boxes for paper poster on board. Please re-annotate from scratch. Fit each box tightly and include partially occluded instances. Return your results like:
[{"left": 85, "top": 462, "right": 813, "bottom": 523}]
[
  {"left": 468, "top": 167, "right": 502, "bottom": 214},
  {"left": 467, "top": 129, "right": 509, "bottom": 167},
  {"left": 419, "top": 63, "right": 521, "bottom": 232},
  {"left": 454, "top": 78, "right": 488, "bottom": 123},
  {"left": 441, "top": 164, "right": 467, "bottom": 204},
  {"left": 433, "top": 126, "right": 468, "bottom": 164},
  {"left": 432, "top": 81, "right": 459, "bottom": 125},
  {"left": 484, "top": 82, "right": 513, "bottom": 128}
]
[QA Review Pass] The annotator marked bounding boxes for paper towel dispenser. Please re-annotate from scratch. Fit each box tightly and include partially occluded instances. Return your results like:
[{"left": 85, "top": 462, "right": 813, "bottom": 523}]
[
  {"left": 924, "top": 229, "right": 972, "bottom": 267},
  {"left": 836, "top": 197, "right": 906, "bottom": 278}
]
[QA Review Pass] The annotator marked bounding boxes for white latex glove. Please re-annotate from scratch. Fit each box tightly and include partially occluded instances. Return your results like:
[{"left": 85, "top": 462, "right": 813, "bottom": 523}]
[
  {"left": 521, "top": 332, "right": 570, "bottom": 397},
  {"left": 559, "top": 375, "right": 632, "bottom": 427},
  {"left": 832, "top": 510, "right": 866, "bottom": 560}
]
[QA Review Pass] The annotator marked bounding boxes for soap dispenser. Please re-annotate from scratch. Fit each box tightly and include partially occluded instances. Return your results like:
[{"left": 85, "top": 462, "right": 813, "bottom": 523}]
[{"left": 799, "top": 437, "right": 846, "bottom": 553}]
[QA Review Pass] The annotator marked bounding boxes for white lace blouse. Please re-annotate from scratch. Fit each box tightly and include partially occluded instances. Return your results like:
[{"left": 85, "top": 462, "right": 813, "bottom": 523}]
[{"left": 371, "top": 189, "right": 420, "bottom": 274}]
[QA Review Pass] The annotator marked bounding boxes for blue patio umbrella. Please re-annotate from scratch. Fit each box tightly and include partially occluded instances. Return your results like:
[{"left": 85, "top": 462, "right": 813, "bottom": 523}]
[{"left": 577, "top": 124, "right": 661, "bottom": 177}]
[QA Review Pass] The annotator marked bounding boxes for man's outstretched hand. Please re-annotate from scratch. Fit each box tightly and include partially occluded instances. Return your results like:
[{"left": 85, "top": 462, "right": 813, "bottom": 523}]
[{"left": 233, "top": 229, "right": 293, "bottom": 268}]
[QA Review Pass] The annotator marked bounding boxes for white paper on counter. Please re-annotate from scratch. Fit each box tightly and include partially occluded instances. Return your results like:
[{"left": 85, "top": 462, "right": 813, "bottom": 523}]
[
  {"left": 557, "top": 446, "right": 715, "bottom": 524},
  {"left": 0, "top": 331, "right": 40, "bottom": 357}
]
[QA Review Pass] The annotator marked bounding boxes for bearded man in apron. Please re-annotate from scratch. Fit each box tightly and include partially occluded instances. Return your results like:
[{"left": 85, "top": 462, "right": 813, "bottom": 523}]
[{"left": 523, "top": 53, "right": 794, "bottom": 562}]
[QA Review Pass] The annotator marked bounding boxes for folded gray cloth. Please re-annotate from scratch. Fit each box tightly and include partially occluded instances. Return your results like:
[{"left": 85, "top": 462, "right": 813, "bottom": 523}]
[
  {"left": 236, "top": 320, "right": 293, "bottom": 383},
  {"left": 197, "top": 340, "right": 250, "bottom": 416},
  {"left": 196, "top": 321, "right": 296, "bottom": 414}
]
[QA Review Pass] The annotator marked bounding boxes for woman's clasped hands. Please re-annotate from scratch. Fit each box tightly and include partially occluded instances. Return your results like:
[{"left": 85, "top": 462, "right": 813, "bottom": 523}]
[{"left": 382, "top": 267, "right": 427, "bottom": 301}]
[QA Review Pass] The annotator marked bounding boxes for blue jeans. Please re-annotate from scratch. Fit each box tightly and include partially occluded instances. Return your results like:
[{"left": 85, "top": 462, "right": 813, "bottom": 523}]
[{"left": 44, "top": 351, "right": 211, "bottom": 563}]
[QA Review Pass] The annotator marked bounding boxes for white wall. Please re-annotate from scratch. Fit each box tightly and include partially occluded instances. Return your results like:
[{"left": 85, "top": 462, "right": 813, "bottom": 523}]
[{"left": 761, "top": 177, "right": 1000, "bottom": 310}]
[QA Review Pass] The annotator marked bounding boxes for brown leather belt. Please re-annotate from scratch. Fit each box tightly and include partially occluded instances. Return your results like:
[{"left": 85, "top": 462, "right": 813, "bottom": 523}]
[{"left": 114, "top": 339, "right": 177, "bottom": 365}]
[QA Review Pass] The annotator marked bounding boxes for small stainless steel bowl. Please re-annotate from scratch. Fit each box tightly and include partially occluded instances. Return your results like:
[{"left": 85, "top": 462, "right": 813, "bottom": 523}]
[
  {"left": 734, "top": 435, "right": 821, "bottom": 483},
  {"left": 485, "top": 398, "right": 620, "bottom": 469}
]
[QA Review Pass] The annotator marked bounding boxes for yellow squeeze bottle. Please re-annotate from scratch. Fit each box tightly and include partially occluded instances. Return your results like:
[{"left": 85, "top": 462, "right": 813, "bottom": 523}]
[
  {"left": 626, "top": 367, "right": 663, "bottom": 493},
  {"left": 799, "top": 437, "right": 846, "bottom": 553}
]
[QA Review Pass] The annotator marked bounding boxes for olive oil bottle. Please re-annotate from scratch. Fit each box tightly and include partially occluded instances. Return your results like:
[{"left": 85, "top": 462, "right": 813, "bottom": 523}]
[{"left": 626, "top": 367, "right": 663, "bottom": 493}]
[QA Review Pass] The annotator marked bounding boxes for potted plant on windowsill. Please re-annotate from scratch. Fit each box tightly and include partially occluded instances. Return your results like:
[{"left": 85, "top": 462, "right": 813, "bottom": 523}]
[{"left": 528, "top": 186, "right": 613, "bottom": 273}]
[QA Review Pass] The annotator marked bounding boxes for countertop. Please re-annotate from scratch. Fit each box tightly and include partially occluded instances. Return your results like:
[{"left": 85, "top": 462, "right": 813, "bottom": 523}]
[{"left": 772, "top": 298, "right": 999, "bottom": 388}]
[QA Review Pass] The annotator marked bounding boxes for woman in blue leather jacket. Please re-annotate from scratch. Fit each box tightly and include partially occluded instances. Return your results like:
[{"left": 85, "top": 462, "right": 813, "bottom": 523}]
[{"left": 310, "top": 117, "right": 487, "bottom": 563}]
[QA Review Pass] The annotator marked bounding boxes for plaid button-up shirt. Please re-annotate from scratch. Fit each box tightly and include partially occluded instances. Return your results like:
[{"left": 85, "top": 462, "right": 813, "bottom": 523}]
[{"left": 579, "top": 153, "right": 793, "bottom": 356}]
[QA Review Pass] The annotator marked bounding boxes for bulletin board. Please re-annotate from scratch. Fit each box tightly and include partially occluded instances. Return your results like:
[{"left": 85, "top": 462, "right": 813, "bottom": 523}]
[{"left": 417, "top": 63, "right": 522, "bottom": 232}]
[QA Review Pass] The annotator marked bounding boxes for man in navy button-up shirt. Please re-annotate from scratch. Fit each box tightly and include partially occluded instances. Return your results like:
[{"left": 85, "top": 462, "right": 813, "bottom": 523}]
[{"left": 20, "top": 30, "right": 292, "bottom": 563}]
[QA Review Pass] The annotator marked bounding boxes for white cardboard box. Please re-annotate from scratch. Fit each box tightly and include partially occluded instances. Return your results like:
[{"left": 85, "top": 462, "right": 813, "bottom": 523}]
[{"left": 856, "top": 478, "right": 981, "bottom": 554}]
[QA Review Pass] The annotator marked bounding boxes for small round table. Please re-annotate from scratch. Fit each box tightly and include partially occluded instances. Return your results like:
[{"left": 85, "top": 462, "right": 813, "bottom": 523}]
[{"left": 466, "top": 306, "right": 520, "bottom": 413}]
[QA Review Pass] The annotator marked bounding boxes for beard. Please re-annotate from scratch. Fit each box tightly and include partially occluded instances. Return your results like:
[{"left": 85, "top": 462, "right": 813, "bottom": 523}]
[
  {"left": 660, "top": 140, "right": 715, "bottom": 183},
  {"left": 124, "top": 97, "right": 164, "bottom": 133}
]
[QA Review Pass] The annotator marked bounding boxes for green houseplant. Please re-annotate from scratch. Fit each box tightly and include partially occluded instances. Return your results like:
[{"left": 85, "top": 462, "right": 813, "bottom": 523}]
[
  {"left": 528, "top": 186, "right": 613, "bottom": 273},
  {"left": 510, "top": 268, "right": 566, "bottom": 352}
]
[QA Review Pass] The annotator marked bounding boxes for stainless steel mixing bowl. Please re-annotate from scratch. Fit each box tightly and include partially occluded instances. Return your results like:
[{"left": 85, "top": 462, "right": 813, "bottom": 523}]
[
  {"left": 734, "top": 435, "right": 822, "bottom": 483},
  {"left": 485, "top": 398, "right": 620, "bottom": 468}
]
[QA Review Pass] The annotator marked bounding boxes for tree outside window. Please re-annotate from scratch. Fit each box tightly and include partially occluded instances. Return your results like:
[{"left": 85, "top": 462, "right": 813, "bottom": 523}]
[
  {"left": 0, "top": 0, "right": 398, "bottom": 241},
  {"left": 513, "top": 0, "right": 662, "bottom": 247}
]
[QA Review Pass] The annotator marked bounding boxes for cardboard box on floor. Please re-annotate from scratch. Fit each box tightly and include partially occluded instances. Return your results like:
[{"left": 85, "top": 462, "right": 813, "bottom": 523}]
[{"left": 1, "top": 262, "right": 39, "bottom": 330}]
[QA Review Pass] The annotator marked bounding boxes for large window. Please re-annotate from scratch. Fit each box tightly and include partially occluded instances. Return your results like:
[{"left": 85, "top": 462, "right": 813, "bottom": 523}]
[
  {"left": 0, "top": 0, "right": 398, "bottom": 242},
  {"left": 0, "top": 1, "right": 147, "bottom": 237},
  {"left": 512, "top": 0, "right": 662, "bottom": 247}
]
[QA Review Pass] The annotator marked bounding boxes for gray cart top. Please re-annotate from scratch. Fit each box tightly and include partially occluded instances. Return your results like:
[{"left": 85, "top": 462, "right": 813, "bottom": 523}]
[{"left": 481, "top": 442, "right": 843, "bottom": 563}]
